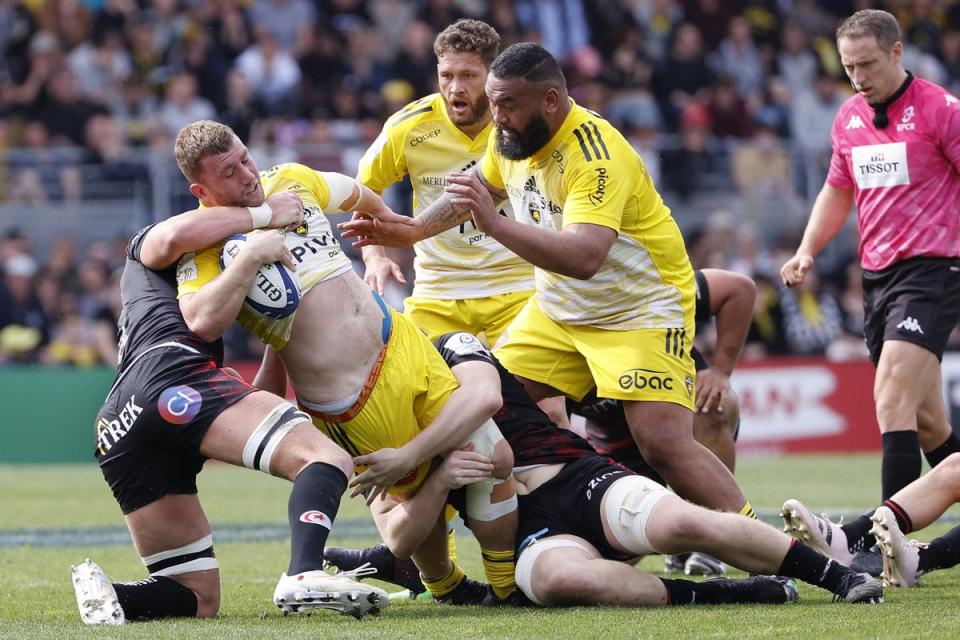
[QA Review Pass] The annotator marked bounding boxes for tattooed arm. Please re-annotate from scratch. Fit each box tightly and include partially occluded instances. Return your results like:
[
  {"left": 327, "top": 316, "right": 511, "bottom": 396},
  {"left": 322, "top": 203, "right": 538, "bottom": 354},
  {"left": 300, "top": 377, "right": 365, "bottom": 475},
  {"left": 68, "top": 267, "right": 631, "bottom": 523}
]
[{"left": 338, "top": 169, "right": 490, "bottom": 248}]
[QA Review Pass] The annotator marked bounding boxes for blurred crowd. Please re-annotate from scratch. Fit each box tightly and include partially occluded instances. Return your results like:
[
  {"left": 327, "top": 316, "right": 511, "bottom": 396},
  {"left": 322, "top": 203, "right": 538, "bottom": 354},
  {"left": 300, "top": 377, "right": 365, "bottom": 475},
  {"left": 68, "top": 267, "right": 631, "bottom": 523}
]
[{"left": 3, "top": 0, "right": 960, "bottom": 366}]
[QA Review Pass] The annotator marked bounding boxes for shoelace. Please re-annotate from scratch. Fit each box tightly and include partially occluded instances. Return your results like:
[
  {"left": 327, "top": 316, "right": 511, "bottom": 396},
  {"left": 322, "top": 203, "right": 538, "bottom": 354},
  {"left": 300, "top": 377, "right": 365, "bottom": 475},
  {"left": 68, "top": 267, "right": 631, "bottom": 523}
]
[{"left": 332, "top": 561, "right": 378, "bottom": 580}]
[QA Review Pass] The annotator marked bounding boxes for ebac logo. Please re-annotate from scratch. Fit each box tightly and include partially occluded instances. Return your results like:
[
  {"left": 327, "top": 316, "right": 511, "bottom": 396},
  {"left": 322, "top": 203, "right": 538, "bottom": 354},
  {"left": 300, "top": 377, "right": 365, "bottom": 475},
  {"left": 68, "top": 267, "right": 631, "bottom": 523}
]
[
  {"left": 618, "top": 368, "right": 674, "bottom": 391},
  {"left": 158, "top": 385, "right": 203, "bottom": 424}
]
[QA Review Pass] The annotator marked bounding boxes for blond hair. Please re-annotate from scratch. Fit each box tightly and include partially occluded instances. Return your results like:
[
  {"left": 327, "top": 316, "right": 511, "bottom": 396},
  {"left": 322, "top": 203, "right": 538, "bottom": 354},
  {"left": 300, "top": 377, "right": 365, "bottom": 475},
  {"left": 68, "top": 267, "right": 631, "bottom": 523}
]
[
  {"left": 433, "top": 19, "right": 500, "bottom": 66},
  {"left": 174, "top": 120, "right": 238, "bottom": 182}
]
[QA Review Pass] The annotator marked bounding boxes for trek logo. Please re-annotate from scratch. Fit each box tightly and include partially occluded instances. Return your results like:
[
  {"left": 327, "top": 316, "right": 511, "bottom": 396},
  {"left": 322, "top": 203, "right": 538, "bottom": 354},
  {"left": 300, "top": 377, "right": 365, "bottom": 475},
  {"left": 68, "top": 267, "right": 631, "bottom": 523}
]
[
  {"left": 298, "top": 510, "right": 332, "bottom": 529},
  {"left": 158, "top": 385, "right": 202, "bottom": 425},
  {"left": 585, "top": 468, "right": 624, "bottom": 499},
  {"left": 96, "top": 395, "right": 144, "bottom": 454},
  {"left": 588, "top": 167, "right": 608, "bottom": 206},
  {"left": 897, "top": 105, "right": 916, "bottom": 132},
  {"left": 896, "top": 316, "right": 924, "bottom": 334},
  {"left": 851, "top": 142, "right": 909, "bottom": 189},
  {"left": 176, "top": 253, "right": 198, "bottom": 284},
  {"left": 845, "top": 114, "right": 866, "bottom": 129},
  {"left": 618, "top": 368, "right": 674, "bottom": 391}
]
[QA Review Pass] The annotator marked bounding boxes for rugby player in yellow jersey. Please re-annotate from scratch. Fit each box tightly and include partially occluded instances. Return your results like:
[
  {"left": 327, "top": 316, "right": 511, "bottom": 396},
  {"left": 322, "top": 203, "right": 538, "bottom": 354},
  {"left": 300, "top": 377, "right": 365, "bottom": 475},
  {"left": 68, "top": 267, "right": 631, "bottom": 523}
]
[
  {"left": 357, "top": 19, "right": 534, "bottom": 347},
  {"left": 340, "top": 44, "right": 753, "bottom": 517},
  {"left": 172, "top": 120, "right": 518, "bottom": 603}
]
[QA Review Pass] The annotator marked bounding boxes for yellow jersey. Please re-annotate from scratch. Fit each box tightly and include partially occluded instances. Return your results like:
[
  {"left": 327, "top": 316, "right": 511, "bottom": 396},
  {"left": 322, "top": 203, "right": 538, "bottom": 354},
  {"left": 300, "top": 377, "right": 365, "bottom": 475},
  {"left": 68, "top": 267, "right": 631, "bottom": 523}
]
[
  {"left": 479, "top": 100, "right": 693, "bottom": 330},
  {"left": 177, "top": 163, "right": 354, "bottom": 350},
  {"left": 358, "top": 93, "right": 534, "bottom": 299}
]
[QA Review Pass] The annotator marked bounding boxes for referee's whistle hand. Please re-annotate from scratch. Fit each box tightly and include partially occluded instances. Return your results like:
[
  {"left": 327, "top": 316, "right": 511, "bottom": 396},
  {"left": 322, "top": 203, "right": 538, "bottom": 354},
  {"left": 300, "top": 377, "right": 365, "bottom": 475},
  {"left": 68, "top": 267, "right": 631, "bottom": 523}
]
[{"left": 780, "top": 254, "right": 813, "bottom": 287}]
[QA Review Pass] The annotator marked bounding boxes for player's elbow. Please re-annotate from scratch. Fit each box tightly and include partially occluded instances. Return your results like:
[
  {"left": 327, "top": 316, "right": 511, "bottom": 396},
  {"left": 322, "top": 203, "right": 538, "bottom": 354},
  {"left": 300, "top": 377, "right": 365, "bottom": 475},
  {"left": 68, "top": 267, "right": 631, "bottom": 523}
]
[
  {"left": 567, "top": 252, "right": 605, "bottom": 280},
  {"left": 182, "top": 307, "right": 225, "bottom": 343},
  {"left": 477, "top": 386, "right": 503, "bottom": 420}
]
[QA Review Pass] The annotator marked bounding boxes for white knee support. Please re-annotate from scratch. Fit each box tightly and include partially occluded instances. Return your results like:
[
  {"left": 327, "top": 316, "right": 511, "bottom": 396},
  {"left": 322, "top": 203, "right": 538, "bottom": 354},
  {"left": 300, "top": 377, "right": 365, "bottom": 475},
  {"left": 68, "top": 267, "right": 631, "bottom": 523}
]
[
  {"left": 142, "top": 534, "right": 219, "bottom": 577},
  {"left": 515, "top": 538, "right": 591, "bottom": 606},
  {"left": 242, "top": 403, "right": 308, "bottom": 474},
  {"left": 602, "top": 475, "right": 672, "bottom": 556},
  {"left": 459, "top": 418, "right": 517, "bottom": 521}
]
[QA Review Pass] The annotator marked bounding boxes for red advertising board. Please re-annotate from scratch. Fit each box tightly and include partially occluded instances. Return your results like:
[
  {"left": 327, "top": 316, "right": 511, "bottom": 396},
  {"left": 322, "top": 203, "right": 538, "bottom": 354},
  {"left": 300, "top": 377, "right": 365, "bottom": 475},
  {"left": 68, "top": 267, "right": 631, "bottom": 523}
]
[{"left": 732, "top": 357, "right": 880, "bottom": 453}]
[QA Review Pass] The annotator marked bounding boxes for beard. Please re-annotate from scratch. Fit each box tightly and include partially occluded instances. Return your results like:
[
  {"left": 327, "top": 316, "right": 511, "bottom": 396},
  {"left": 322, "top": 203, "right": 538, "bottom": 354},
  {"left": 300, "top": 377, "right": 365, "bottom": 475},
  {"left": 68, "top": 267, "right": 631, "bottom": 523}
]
[
  {"left": 445, "top": 94, "right": 489, "bottom": 129},
  {"left": 495, "top": 114, "right": 552, "bottom": 160}
]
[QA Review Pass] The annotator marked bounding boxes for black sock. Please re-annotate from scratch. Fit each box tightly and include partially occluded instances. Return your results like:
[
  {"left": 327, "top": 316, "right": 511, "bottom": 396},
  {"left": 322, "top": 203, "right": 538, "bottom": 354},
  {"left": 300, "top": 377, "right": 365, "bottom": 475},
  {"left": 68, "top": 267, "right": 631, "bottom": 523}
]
[
  {"left": 114, "top": 576, "right": 198, "bottom": 620},
  {"left": 776, "top": 539, "right": 849, "bottom": 594},
  {"left": 660, "top": 577, "right": 786, "bottom": 605},
  {"left": 881, "top": 431, "right": 921, "bottom": 499},
  {"left": 882, "top": 498, "right": 914, "bottom": 534},
  {"left": 287, "top": 462, "right": 347, "bottom": 575},
  {"left": 918, "top": 525, "right": 960, "bottom": 573},
  {"left": 840, "top": 512, "right": 876, "bottom": 554},
  {"left": 923, "top": 432, "right": 960, "bottom": 468}
]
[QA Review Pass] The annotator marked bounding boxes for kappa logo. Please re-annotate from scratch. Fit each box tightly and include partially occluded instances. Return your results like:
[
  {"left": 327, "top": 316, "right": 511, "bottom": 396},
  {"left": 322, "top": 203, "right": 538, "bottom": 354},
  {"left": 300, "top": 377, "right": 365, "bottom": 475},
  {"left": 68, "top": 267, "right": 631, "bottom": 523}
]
[
  {"left": 897, "top": 105, "right": 916, "bottom": 131},
  {"left": 298, "top": 510, "right": 332, "bottom": 529},
  {"left": 896, "top": 316, "right": 924, "bottom": 334},
  {"left": 845, "top": 114, "right": 866, "bottom": 129},
  {"left": 947, "top": 94, "right": 959, "bottom": 106}
]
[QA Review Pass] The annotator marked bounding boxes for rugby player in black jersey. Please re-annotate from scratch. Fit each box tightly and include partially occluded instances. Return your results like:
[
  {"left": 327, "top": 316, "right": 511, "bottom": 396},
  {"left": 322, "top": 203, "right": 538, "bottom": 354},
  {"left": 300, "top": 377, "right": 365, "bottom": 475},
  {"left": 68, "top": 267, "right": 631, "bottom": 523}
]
[
  {"left": 328, "top": 332, "right": 883, "bottom": 606},
  {"left": 71, "top": 191, "right": 389, "bottom": 625}
]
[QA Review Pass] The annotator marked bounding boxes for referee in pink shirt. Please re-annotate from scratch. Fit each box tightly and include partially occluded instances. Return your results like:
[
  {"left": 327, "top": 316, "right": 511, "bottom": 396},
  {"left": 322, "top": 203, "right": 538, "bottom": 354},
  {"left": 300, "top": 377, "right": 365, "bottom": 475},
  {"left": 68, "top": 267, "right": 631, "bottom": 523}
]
[{"left": 781, "top": 8, "right": 960, "bottom": 553}]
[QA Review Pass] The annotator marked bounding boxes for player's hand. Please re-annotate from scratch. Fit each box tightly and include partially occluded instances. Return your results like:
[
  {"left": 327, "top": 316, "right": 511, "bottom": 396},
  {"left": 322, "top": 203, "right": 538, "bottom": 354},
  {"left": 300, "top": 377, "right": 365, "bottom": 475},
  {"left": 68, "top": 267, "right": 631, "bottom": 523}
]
[
  {"left": 780, "top": 253, "right": 814, "bottom": 287},
  {"left": 437, "top": 445, "right": 494, "bottom": 490},
  {"left": 338, "top": 210, "right": 419, "bottom": 248},
  {"left": 264, "top": 191, "right": 305, "bottom": 229},
  {"left": 350, "top": 446, "right": 418, "bottom": 505},
  {"left": 363, "top": 253, "right": 406, "bottom": 295},
  {"left": 695, "top": 367, "right": 730, "bottom": 414},
  {"left": 445, "top": 172, "right": 501, "bottom": 234},
  {"left": 241, "top": 229, "right": 295, "bottom": 270}
]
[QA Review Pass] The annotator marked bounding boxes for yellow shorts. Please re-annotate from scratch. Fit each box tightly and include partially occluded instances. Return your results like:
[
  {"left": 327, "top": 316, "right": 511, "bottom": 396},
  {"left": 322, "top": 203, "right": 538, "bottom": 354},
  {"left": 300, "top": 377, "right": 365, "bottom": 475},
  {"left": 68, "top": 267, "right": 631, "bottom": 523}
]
[
  {"left": 493, "top": 300, "right": 696, "bottom": 410},
  {"left": 300, "top": 310, "right": 459, "bottom": 495},
  {"left": 404, "top": 290, "right": 534, "bottom": 345}
]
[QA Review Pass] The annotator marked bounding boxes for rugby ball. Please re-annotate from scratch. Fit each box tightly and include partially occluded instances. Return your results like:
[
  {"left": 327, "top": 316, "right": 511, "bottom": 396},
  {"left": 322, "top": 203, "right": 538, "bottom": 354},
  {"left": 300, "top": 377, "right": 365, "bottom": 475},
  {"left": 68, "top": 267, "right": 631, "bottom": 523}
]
[{"left": 220, "top": 233, "right": 301, "bottom": 319}]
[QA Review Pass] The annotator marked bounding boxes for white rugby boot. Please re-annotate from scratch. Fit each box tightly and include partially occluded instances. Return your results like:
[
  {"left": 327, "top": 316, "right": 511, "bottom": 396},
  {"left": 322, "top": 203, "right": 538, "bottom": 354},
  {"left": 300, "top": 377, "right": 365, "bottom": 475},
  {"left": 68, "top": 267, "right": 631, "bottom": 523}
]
[
  {"left": 71, "top": 559, "right": 125, "bottom": 625},
  {"left": 273, "top": 563, "right": 389, "bottom": 619},
  {"left": 780, "top": 499, "right": 854, "bottom": 565},
  {"left": 870, "top": 506, "right": 924, "bottom": 587}
]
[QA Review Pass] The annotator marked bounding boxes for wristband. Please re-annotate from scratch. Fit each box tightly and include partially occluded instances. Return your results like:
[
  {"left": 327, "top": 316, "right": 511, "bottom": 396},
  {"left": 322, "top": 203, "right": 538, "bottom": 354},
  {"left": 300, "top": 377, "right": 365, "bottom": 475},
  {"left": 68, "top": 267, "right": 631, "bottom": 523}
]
[{"left": 248, "top": 203, "right": 273, "bottom": 228}]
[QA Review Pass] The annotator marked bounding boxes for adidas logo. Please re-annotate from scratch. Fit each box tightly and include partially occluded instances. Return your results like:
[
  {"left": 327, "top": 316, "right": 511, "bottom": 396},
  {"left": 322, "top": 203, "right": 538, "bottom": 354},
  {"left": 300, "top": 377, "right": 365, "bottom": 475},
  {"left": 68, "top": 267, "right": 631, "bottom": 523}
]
[
  {"left": 523, "top": 176, "right": 538, "bottom": 192},
  {"left": 845, "top": 114, "right": 866, "bottom": 129},
  {"left": 896, "top": 317, "right": 924, "bottom": 334}
]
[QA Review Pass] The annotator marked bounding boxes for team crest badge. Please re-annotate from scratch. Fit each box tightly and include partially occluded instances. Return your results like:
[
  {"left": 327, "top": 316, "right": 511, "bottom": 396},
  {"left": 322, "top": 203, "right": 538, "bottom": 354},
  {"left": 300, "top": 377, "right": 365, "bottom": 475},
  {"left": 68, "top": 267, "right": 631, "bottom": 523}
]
[
  {"left": 294, "top": 222, "right": 308, "bottom": 236},
  {"left": 531, "top": 209, "right": 542, "bottom": 224}
]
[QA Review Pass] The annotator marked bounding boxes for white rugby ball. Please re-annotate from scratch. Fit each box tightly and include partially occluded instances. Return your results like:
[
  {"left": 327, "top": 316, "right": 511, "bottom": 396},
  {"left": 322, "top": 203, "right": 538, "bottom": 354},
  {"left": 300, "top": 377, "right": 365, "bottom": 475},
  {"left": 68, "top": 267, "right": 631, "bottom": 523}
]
[{"left": 220, "top": 233, "right": 301, "bottom": 319}]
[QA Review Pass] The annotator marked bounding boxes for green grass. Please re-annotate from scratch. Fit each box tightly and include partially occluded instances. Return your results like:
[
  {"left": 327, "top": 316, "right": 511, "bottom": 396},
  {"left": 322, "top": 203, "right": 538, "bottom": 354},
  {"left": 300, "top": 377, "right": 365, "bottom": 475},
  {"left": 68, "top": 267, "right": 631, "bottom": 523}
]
[{"left": 3, "top": 455, "right": 960, "bottom": 639}]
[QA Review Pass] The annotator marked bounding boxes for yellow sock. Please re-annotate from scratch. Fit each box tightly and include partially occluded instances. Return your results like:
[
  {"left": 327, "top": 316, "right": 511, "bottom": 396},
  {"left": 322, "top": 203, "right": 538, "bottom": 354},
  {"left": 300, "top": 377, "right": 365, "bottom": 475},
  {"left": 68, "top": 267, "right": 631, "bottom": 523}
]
[
  {"left": 422, "top": 562, "right": 465, "bottom": 599},
  {"left": 481, "top": 548, "right": 516, "bottom": 599},
  {"left": 740, "top": 501, "right": 758, "bottom": 519},
  {"left": 445, "top": 505, "right": 458, "bottom": 562}
]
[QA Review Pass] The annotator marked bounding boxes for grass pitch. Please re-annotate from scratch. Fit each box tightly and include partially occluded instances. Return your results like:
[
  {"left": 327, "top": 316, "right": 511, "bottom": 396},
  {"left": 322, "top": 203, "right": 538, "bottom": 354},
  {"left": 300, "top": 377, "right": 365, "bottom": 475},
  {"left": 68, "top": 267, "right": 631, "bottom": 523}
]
[{"left": 3, "top": 455, "right": 960, "bottom": 639}]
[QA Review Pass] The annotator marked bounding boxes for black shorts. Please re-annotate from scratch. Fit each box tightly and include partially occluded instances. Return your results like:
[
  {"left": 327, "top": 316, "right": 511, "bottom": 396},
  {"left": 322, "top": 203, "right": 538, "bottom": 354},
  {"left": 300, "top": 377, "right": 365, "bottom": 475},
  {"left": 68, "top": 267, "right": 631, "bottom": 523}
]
[
  {"left": 95, "top": 345, "right": 255, "bottom": 514},
  {"left": 862, "top": 256, "right": 960, "bottom": 365},
  {"left": 515, "top": 455, "right": 634, "bottom": 562}
]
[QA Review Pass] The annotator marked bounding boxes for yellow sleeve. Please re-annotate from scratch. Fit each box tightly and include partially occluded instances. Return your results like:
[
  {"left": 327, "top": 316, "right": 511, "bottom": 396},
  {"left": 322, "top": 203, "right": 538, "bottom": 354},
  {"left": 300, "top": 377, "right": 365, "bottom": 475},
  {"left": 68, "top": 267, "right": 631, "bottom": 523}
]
[
  {"left": 176, "top": 244, "right": 224, "bottom": 297},
  {"left": 560, "top": 154, "right": 631, "bottom": 233},
  {"left": 357, "top": 121, "right": 407, "bottom": 192},
  {"left": 478, "top": 130, "right": 505, "bottom": 192}
]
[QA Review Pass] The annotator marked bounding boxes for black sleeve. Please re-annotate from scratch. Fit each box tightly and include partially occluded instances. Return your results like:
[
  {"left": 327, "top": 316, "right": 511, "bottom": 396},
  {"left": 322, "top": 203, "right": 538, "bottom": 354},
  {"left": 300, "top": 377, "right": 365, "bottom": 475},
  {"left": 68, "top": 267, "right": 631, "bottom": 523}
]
[
  {"left": 694, "top": 270, "right": 711, "bottom": 324},
  {"left": 433, "top": 332, "right": 495, "bottom": 369},
  {"left": 126, "top": 224, "right": 158, "bottom": 263}
]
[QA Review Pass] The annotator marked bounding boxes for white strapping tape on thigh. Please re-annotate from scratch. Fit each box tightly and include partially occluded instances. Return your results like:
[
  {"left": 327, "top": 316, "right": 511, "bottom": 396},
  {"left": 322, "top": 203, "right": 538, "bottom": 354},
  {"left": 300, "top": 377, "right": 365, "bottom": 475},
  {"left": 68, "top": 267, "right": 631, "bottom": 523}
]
[
  {"left": 602, "top": 475, "right": 671, "bottom": 556},
  {"left": 142, "top": 534, "right": 219, "bottom": 577},
  {"left": 456, "top": 417, "right": 503, "bottom": 458},
  {"left": 459, "top": 418, "right": 515, "bottom": 521},
  {"left": 241, "top": 403, "right": 307, "bottom": 474},
  {"left": 515, "top": 538, "right": 591, "bottom": 606}
]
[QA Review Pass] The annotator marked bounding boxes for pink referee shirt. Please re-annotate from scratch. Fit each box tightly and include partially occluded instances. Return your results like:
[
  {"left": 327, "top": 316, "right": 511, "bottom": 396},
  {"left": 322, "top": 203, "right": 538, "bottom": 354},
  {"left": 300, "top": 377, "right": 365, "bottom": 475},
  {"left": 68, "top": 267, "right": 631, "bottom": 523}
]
[{"left": 826, "top": 77, "right": 960, "bottom": 271}]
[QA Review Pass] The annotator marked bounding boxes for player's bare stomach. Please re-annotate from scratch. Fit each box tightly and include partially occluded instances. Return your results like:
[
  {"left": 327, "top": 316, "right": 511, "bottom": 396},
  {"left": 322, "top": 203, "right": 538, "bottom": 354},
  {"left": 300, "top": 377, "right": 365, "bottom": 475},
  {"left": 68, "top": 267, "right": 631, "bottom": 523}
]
[
  {"left": 514, "top": 464, "right": 566, "bottom": 495},
  {"left": 282, "top": 272, "right": 385, "bottom": 403}
]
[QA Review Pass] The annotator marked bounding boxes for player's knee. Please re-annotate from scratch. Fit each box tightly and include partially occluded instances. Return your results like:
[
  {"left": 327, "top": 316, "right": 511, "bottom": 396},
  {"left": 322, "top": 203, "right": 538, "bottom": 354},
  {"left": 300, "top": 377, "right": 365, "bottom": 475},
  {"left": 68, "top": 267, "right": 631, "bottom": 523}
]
[
  {"left": 193, "top": 585, "right": 221, "bottom": 618},
  {"left": 302, "top": 443, "right": 352, "bottom": 479},
  {"left": 933, "top": 452, "right": 960, "bottom": 495},
  {"left": 660, "top": 506, "right": 715, "bottom": 549},
  {"left": 490, "top": 439, "right": 514, "bottom": 478},
  {"left": 534, "top": 563, "right": 582, "bottom": 605}
]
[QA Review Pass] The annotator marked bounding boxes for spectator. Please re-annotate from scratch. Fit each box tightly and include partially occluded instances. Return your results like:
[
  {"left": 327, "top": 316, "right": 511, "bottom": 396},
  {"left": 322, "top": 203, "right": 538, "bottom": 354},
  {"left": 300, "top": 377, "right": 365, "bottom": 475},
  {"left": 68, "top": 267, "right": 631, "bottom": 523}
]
[
  {"left": 711, "top": 15, "right": 765, "bottom": 100},
  {"left": 776, "top": 21, "right": 820, "bottom": 101},
  {"left": 37, "top": 66, "right": 109, "bottom": 148},
  {"left": 246, "top": 0, "right": 317, "bottom": 57},
  {"left": 655, "top": 22, "right": 713, "bottom": 131},
  {"left": 66, "top": 27, "right": 132, "bottom": 106},
  {"left": 778, "top": 265, "right": 845, "bottom": 356},
  {"left": 0, "top": 253, "right": 49, "bottom": 363},
  {"left": 156, "top": 72, "right": 216, "bottom": 137},
  {"left": 791, "top": 70, "right": 847, "bottom": 200},
  {"left": 233, "top": 28, "right": 302, "bottom": 117}
]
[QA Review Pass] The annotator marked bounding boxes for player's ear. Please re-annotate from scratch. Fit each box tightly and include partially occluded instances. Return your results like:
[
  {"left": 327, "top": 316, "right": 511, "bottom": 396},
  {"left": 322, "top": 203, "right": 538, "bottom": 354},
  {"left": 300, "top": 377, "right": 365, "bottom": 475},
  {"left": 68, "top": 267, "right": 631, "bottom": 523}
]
[
  {"left": 543, "top": 87, "right": 561, "bottom": 114},
  {"left": 189, "top": 182, "right": 207, "bottom": 201}
]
